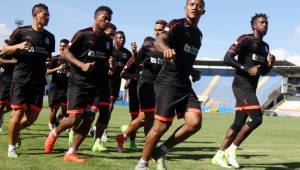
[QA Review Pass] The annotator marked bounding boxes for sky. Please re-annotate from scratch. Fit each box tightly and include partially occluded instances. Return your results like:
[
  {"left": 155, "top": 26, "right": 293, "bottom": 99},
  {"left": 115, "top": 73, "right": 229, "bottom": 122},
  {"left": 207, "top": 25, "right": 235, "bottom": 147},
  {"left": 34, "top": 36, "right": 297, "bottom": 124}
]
[{"left": 1, "top": 0, "right": 300, "bottom": 65}]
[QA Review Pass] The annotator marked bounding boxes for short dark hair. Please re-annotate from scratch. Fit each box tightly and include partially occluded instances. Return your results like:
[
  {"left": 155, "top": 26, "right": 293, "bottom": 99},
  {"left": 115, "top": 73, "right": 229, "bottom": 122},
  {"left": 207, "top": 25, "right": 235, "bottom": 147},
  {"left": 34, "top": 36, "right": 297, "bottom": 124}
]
[
  {"left": 60, "top": 39, "right": 69, "bottom": 44},
  {"left": 106, "top": 23, "right": 117, "bottom": 31},
  {"left": 32, "top": 3, "right": 48, "bottom": 16},
  {"left": 251, "top": 13, "right": 268, "bottom": 30},
  {"left": 155, "top": 20, "right": 167, "bottom": 27},
  {"left": 115, "top": 31, "right": 125, "bottom": 37},
  {"left": 94, "top": 6, "right": 113, "bottom": 18},
  {"left": 186, "top": 0, "right": 205, "bottom": 8}
]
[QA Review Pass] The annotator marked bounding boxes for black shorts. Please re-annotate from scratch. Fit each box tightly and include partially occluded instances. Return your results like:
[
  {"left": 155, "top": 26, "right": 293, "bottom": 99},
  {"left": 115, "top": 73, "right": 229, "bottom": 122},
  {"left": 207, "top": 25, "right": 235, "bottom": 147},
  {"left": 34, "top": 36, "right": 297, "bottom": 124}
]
[
  {"left": 48, "top": 85, "right": 67, "bottom": 108},
  {"left": 67, "top": 85, "right": 99, "bottom": 116},
  {"left": 137, "top": 81, "right": 155, "bottom": 113},
  {"left": 233, "top": 87, "right": 260, "bottom": 111},
  {"left": 129, "top": 86, "right": 140, "bottom": 116},
  {"left": 155, "top": 85, "right": 201, "bottom": 122},
  {"left": 10, "top": 82, "right": 45, "bottom": 112},
  {"left": 0, "top": 81, "right": 12, "bottom": 105},
  {"left": 108, "top": 77, "right": 121, "bottom": 102}
]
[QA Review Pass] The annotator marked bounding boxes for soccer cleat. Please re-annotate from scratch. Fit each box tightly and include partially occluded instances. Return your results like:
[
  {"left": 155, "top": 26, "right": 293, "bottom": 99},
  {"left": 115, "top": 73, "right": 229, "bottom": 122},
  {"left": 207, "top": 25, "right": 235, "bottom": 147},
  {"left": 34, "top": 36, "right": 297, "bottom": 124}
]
[
  {"left": 134, "top": 163, "right": 149, "bottom": 170},
  {"left": 68, "top": 130, "right": 74, "bottom": 146},
  {"left": 44, "top": 133, "right": 58, "bottom": 153},
  {"left": 225, "top": 148, "right": 240, "bottom": 168},
  {"left": 101, "top": 128, "right": 108, "bottom": 142},
  {"left": 155, "top": 156, "right": 167, "bottom": 170},
  {"left": 7, "top": 149, "right": 18, "bottom": 158},
  {"left": 116, "top": 134, "right": 125, "bottom": 152},
  {"left": 92, "top": 140, "right": 107, "bottom": 152},
  {"left": 120, "top": 125, "right": 128, "bottom": 133},
  {"left": 152, "top": 148, "right": 167, "bottom": 170},
  {"left": 211, "top": 151, "right": 232, "bottom": 168},
  {"left": 64, "top": 152, "right": 86, "bottom": 163},
  {"left": 129, "top": 141, "right": 138, "bottom": 151}
]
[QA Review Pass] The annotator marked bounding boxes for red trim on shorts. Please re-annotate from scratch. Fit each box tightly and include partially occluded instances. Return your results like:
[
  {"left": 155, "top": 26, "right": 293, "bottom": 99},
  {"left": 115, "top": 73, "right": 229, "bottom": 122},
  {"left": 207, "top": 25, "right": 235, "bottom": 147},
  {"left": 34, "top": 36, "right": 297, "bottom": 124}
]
[
  {"left": 235, "top": 105, "right": 260, "bottom": 111},
  {"left": 67, "top": 108, "right": 84, "bottom": 116},
  {"left": 0, "top": 100, "right": 8, "bottom": 104},
  {"left": 154, "top": 114, "right": 174, "bottom": 122},
  {"left": 186, "top": 108, "right": 202, "bottom": 114},
  {"left": 99, "top": 102, "right": 110, "bottom": 106},
  {"left": 130, "top": 112, "right": 139, "bottom": 116},
  {"left": 11, "top": 104, "right": 26, "bottom": 109},
  {"left": 87, "top": 105, "right": 99, "bottom": 112},
  {"left": 140, "top": 108, "right": 155, "bottom": 113},
  {"left": 61, "top": 102, "right": 68, "bottom": 107},
  {"left": 30, "top": 105, "right": 42, "bottom": 112}
]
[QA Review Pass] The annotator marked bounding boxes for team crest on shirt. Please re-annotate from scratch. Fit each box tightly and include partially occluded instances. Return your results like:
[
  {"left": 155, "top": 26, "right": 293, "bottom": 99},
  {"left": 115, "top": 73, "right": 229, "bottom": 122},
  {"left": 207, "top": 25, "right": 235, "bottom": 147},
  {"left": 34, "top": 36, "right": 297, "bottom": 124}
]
[
  {"left": 122, "top": 53, "right": 127, "bottom": 59},
  {"left": 44, "top": 37, "right": 50, "bottom": 45},
  {"left": 164, "top": 27, "right": 170, "bottom": 32},
  {"left": 265, "top": 45, "right": 269, "bottom": 53},
  {"left": 106, "top": 42, "right": 110, "bottom": 50}
]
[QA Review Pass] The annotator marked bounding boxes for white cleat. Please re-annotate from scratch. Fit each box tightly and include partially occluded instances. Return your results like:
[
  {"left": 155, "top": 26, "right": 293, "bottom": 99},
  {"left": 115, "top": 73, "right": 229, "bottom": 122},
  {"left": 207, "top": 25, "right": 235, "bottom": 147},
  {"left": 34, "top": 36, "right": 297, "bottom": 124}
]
[
  {"left": 8, "top": 149, "right": 18, "bottom": 158},
  {"left": 225, "top": 149, "right": 240, "bottom": 169}
]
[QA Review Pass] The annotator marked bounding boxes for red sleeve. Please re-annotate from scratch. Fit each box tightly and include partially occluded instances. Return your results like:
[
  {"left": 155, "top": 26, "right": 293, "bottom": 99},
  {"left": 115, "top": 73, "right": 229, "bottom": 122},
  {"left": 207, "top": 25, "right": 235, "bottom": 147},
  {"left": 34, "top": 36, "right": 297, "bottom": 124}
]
[{"left": 227, "top": 35, "right": 249, "bottom": 56}]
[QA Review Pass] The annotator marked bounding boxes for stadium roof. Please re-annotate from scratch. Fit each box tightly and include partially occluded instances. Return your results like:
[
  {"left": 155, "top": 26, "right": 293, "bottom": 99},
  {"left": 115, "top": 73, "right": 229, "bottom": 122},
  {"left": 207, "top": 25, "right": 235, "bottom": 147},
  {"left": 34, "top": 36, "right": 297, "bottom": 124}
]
[
  {"left": 194, "top": 59, "right": 295, "bottom": 67},
  {"left": 194, "top": 59, "right": 300, "bottom": 75}
]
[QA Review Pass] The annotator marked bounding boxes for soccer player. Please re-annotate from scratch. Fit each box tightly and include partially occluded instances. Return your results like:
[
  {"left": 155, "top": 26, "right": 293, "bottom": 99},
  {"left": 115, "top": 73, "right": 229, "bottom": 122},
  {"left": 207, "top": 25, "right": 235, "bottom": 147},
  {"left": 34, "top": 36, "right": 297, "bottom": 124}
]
[
  {"left": 46, "top": 39, "right": 70, "bottom": 130},
  {"left": 104, "top": 23, "right": 117, "bottom": 38},
  {"left": 135, "top": 0, "right": 205, "bottom": 169},
  {"left": 120, "top": 56, "right": 142, "bottom": 151},
  {"left": 2, "top": 3, "right": 55, "bottom": 158},
  {"left": 116, "top": 20, "right": 167, "bottom": 153},
  {"left": 44, "top": 6, "right": 113, "bottom": 163},
  {"left": 91, "top": 31, "right": 131, "bottom": 152},
  {"left": 211, "top": 13, "right": 275, "bottom": 168},
  {"left": 87, "top": 22, "right": 117, "bottom": 142},
  {"left": 0, "top": 50, "right": 17, "bottom": 132}
]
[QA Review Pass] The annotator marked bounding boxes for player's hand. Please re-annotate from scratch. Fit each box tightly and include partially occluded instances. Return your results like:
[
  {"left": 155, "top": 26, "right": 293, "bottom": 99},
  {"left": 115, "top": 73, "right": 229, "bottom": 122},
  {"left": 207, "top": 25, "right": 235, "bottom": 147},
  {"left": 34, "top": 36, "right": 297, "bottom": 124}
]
[
  {"left": 163, "top": 48, "right": 176, "bottom": 60},
  {"left": 18, "top": 41, "right": 31, "bottom": 51},
  {"left": 131, "top": 42, "right": 137, "bottom": 54},
  {"left": 267, "top": 53, "right": 275, "bottom": 66},
  {"left": 80, "top": 62, "right": 95, "bottom": 72},
  {"left": 10, "top": 59, "right": 17, "bottom": 64},
  {"left": 108, "top": 69, "right": 114, "bottom": 76},
  {"left": 58, "top": 64, "right": 65, "bottom": 70},
  {"left": 248, "top": 65, "right": 261, "bottom": 76},
  {"left": 124, "top": 79, "right": 131, "bottom": 89},
  {"left": 191, "top": 69, "right": 201, "bottom": 82},
  {"left": 108, "top": 56, "right": 116, "bottom": 73}
]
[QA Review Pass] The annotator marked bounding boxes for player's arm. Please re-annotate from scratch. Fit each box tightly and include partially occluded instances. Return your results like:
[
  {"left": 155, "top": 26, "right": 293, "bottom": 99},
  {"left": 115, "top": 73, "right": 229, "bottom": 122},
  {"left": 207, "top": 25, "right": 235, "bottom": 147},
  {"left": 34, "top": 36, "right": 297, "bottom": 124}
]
[
  {"left": 0, "top": 57, "right": 17, "bottom": 64},
  {"left": 191, "top": 68, "right": 201, "bottom": 82},
  {"left": 46, "top": 64, "right": 65, "bottom": 75},
  {"left": 62, "top": 47, "right": 94, "bottom": 72},
  {"left": 2, "top": 29, "right": 32, "bottom": 55},
  {"left": 154, "top": 33, "right": 176, "bottom": 60},
  {"left": 120, "top": 57, "right": 138, "bottom": 80},
  {"left": 261, "top": 53, "right": 275, "bottom": 75},
  {"left": 224, "top": 35, "right": 260, "bottom": 76}
]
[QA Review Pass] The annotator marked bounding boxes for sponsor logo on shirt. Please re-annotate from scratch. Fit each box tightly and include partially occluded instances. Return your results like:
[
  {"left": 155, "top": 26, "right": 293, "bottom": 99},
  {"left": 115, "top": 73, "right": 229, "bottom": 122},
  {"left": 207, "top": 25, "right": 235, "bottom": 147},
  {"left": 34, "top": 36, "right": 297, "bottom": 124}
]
[
  {"left": 183, "top": 44, "right": 199, "bottom": 56},
  {"left": 88, "top": 50, "right": 106, "bottom": 59},
  {"left": 150, "top": 57, "right": 163, "bottom": 64}
]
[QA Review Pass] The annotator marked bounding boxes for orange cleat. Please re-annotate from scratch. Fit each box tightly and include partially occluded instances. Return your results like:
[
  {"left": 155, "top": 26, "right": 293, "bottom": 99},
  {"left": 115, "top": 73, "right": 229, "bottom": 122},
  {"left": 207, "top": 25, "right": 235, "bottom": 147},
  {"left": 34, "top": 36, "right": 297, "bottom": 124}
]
[
  {"left": 44, "top": 133, "right": 58, "bottom": 153},
  {"left": 64, "top": 152, "right": 86, "bottom": 163}
]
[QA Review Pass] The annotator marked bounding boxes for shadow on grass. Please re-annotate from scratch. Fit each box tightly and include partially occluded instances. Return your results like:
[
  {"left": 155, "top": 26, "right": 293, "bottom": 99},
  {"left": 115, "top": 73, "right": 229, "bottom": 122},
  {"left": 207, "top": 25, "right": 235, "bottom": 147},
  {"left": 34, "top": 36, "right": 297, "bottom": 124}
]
[{"left": 242, "top": 162, "right": 300, "bottom": 169}]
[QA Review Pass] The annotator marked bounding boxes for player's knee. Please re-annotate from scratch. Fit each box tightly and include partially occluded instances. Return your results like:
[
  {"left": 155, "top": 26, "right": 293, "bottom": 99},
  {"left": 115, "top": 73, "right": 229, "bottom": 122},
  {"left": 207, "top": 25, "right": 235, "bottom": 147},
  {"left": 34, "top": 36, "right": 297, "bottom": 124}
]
[
  {"left": 231, "top": 121, "right": 244, "bottom": 132},
  {"left": 188, "top": 120, "right": 202, "bottom": 132},
  {"left": 248, "top": 116, "right": 262, "bottom": 130}
]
